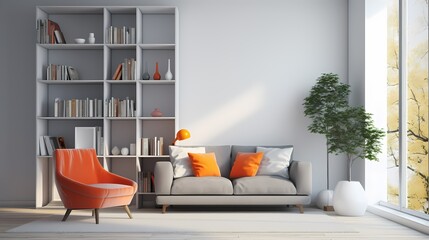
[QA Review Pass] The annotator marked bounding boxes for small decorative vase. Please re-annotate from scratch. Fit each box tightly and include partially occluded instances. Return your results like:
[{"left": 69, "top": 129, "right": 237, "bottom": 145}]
[
  {"left": 165, "top": 59, "right": 173, "bottom": 80},
  {"left": 111, "top": 146, "right": 120, "bottom": 155},
  {"left": 142, "top": 62, "right": 150, "bottom": 80},
  {"left": 88, "top": 33, "right": 95, "bottom": 44},
  {"left": 121, "top": 147, "right": 129, "bottom": 156},
  {"left": 153, "top": 62, "right": 161, "bottom": 80},
  {"left": 151, "top": 108, "right": 163, "bottom": 117},
  {"left": 333, "top": 181, "right": 367, "bottom": 216}
]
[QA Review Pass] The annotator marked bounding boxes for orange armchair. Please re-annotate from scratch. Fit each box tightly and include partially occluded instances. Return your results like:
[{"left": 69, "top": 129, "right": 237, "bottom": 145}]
[{"left": 55, "top": 149, "right": 137, "bottom": 224}]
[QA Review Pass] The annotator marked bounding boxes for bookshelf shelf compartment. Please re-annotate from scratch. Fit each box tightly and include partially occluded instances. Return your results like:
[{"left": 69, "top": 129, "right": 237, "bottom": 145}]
[{"left": 36, "top": 5, "right": 178, "bottom": 209}]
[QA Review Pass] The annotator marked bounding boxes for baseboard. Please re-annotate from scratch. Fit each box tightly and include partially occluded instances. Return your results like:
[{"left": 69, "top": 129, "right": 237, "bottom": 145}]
[
  {"left": 368, "top": 205, "right": 429, "bottom": 235},
  {"left": 0, "top": 200, "right": 35, "bottom": 208}
]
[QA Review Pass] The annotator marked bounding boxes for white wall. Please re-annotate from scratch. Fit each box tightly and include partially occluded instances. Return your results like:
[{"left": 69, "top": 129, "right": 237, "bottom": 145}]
[{"left": 0, "top": 0, "right": 349, "bottom": 206}]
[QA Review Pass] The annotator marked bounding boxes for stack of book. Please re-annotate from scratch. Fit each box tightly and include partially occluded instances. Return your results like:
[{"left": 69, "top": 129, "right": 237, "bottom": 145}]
[
  {"left": 140, "top": 137, "right": 164, "bottom": 156},
  {"left": 106, "top": 26, "right": 136, "bottom": 44},
  {"left": 54, "top": 98, "right": 103, "bottom": 118},
  {"left": 105, "top": 97, "right": 135, "bottom": 117},
  {"left": 38, "top": 136, "right": 66, "bottom": 156},
  {"left": 47, "top": 64, "right": 79, "bottom": 80},
  {"left": 112, "top": 58, "right": 137, "bottom": 80},
  {"left": 138, "top": 171, "right": 154, "bottom": 193},
  {"left": 36, "top": 19, "right": 66, "bottom": 44}
]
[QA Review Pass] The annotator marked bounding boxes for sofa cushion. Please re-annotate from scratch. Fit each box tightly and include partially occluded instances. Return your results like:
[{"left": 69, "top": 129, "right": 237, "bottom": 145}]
[
  {"left": 171, "top": 176, "right": 233, "bottom": 195},
  {"left": 229, "top": 152, "right": 263, "bottom": 179},
  {"left": 170, "top": 146, "right": 205, "bottom": 178},
  {"left": 188, "top": 152, "right": 221, "bottom": 177},
  {"left": 232, "top": 175, "right": 297, "bottom": 195},
  {"left": 256, "top": 146, "right": 293, "bottom": 178},
  {"left": 231, "top": 145, "right": 294, "bottom": 165},
  {"left": 185, "top": 146, "right": 231, "bottom": 178}
]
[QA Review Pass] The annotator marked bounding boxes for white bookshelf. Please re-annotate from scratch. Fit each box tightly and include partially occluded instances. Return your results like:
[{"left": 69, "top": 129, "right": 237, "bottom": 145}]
[{"left": 35, "top": 6, "right": 179, "bottom": 209}]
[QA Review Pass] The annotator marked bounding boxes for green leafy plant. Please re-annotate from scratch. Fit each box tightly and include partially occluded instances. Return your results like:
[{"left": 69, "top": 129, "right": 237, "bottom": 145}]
[
  {"left": 304, "top": 73, "right": 384, "bottom": 185},
  {"left": 327, "top": 107, "right": 385, "bottom": 181},
  {"left": 303, "top": 73, "right": 350, "bottom": 189}
]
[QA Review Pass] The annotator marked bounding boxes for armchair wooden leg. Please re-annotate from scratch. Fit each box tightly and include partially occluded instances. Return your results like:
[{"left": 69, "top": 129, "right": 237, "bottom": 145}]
[
  {"left": 62, "top": 209, "right": 72, "bottom": 222},
  {"left": 124, "top": 205, "right": 133, "bottom": 219},
  {"left": 94, "top": 208, "right": 99, "bottom": 224},
  {"left": 91, "top": 209, "right": 95, "bottom": 217},
  {"left": 296, "top": 204, "right": 304, "bottom": 213},
  {"left": 162, "top": 205, "right": 169, "bottom": 214}
]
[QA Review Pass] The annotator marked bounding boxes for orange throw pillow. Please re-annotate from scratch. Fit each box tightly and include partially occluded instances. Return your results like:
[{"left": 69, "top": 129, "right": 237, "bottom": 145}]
[
  {"left": 188, "top": 152, "right": 221, "bottom": 177},
  {"left": 230, "top": 152, "right": 264, "bottom": 179}
]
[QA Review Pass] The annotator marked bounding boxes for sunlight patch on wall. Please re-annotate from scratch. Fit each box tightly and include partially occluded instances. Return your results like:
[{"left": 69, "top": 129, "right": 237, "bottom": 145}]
[{"left": 186, "top": 85, "right": 265, "bottom": 144}]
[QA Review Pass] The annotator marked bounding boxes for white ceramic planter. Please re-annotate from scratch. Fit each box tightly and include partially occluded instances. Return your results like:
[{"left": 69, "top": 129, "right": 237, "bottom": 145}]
[
  {"left": 316, "top": 189, "right": 334, "bottom": 209},
  {"left": 333, "top": 181, "right": 367, "bottom": 216}
]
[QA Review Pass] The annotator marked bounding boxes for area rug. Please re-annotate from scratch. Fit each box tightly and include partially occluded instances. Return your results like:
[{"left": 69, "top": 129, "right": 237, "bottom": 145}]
[{"left": 8, "top": 208, "right": 357, "bottom": 233}]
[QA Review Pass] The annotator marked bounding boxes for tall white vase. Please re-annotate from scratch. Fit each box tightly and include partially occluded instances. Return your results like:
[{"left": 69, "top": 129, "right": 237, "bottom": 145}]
[
  {"left": 333, "top": 181, "right": 367, "bottom": 216},
  {"left": 165, "top": 59, "right": 173, "bottom": 80}
]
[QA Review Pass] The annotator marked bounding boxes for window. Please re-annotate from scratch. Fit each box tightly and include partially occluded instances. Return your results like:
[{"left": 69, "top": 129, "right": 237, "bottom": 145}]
[{"left": 386, "top": 0, "right": 428, "bottom": 218}]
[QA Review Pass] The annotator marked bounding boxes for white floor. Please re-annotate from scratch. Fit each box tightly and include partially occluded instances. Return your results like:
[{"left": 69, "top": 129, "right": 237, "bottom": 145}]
[{"left": 1, "top": 206, "right": 427, "bottom": 239}]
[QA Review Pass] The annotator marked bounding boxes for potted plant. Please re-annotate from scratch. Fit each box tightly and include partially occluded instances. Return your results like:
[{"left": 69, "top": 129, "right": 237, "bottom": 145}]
[
  {"left": 328, "top": 107, "right": 384, "bottom": 216},
  {"left": 303, "top": 73, "right": 350, "bottom": 210}
]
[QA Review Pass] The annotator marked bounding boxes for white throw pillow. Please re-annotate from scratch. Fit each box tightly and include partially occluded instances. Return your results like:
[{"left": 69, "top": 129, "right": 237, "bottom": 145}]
[
  {"left": 256, "top": 147, "right": 293, "bottom": 178},
  {"left": 170, "top": 146, "right": 206, "bottom": 178}
]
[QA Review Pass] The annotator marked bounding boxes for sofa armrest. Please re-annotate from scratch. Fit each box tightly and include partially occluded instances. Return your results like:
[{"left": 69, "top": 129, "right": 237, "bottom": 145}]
[
  {"left": 154, "top": 161, "right": 174, "bottom": 195},
  {"left": 289, "top": 160, "right": 312, "bottom": 195}
]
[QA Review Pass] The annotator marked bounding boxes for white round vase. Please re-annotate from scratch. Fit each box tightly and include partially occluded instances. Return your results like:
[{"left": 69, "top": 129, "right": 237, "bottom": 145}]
[
  {"left": 316, "top": 189, "right": 334, "bottom": 209},
  {"left": 333, "top": 181, "right": 367, "bottom": 216}
]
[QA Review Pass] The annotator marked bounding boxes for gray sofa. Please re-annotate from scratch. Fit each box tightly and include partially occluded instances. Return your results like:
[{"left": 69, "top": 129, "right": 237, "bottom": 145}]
[{"left": 154, "top": 145, "right": 312, "bottom": 213}]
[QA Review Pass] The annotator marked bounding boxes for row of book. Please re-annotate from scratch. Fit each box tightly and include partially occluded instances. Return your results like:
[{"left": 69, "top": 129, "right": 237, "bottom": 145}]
[
  {"left": 54, "top": 98, "right": 103, "bottom": 118},
  {"left": 39, "top": 136, "right": 66, "bottom": 156},
  {"left": 140, "top": 137, "right": 164, "bottom": 156},
  {"left": 106, "top": 26, "right": 136, "bottom": 44},
  {"left": 106, "top": 97, "right": 136, "bottom": 117},
  {"left": 112, "top": 58, "right": 137, "bottom": 80},
  {"left": 47, "top": 64, "right": 79, "bottom": 80},
  {"left": 75, "top": 127, "right": 104, "bottom": 156},
  {"left": 36, "top": 19, "right": 66, "bottom": 44},
  {"left": 138, "top": 171, "right": 155, "bottom": 193}
]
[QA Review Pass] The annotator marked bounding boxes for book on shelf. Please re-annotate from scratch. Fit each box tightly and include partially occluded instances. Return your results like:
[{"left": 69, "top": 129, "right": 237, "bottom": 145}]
[
  {"left": 54, "top": 98, "right": 103, "bottom": 117},
  {"left": 111, "top": 58, "right": 136, "bottom": 80},
  {"left": 46, "top": 64, "right": 78, "bottom": 80},
  {"left": 149, "top": 137, "right": 164, "bottom": 156},
  {"left": 36, "top": 19, "right": 66, "bottom": 44},
  {"left": 75, "top": 126, "right": 103, "bottom": 155},
  {"left": 138, "top": 171, "right": 155, "bottom": 193},
  {"left": 39, "top": 136, "right": 65, "bottom": 156},
  {"left": 140, "top": 138, "right": 149, "bottom": 155},
  {"left": 39, "top": 136, "right": 48, "bottom": 156},
  {"left": 105, "top": 97, "right": 135, "bottom": 117},
  {"left": 54, "top": 30, "right": 66, "bottom": 44},
  {"left": 112, "top": 63, "right": 122, "bottom": 80},
  {"left": 106, "top": 26, "right": 136, "bottom": 44}
]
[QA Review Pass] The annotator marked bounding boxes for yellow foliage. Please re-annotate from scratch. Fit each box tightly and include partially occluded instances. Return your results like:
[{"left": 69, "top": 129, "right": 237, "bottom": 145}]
[{"left": 387, "top": 0, "right": 428, "bottom": 213}]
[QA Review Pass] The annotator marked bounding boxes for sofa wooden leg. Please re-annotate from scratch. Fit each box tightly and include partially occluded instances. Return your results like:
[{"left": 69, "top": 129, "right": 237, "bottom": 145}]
[
  {"left": 94, "top": 208, "right": 99, "bottom": 224},
  {"left": 296, "top": 204, "right": 304, "bottom": 213},
  {"left": 62, "top": 209, "right": 72, "bottom": 222},
  {"left": 162, "top": 205, "right": 169, "bottom": 214},
  {"left": 124, "top": 205, "right": 133, "bottom": 219}
]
